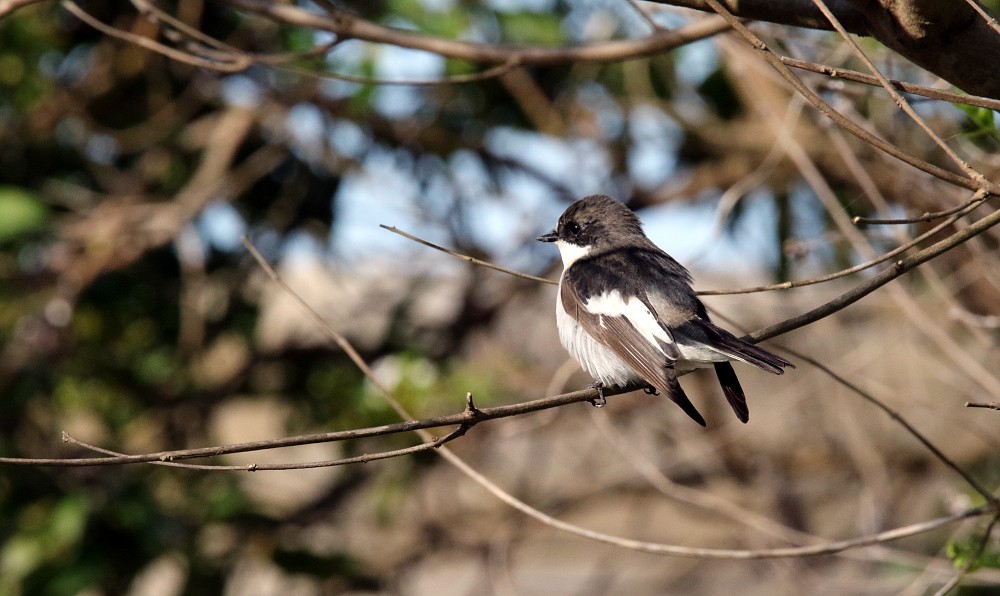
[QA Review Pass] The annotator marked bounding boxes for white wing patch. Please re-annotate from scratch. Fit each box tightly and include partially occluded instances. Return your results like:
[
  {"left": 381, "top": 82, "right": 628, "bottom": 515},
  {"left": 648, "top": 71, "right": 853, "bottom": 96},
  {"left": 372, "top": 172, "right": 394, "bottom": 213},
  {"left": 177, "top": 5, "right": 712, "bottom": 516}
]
[
  {"left": 585, "top": 291, "right": 676, "bottom": 359},
  {"left": 556, "top": 285, "right": 638, "bottom": 387}
]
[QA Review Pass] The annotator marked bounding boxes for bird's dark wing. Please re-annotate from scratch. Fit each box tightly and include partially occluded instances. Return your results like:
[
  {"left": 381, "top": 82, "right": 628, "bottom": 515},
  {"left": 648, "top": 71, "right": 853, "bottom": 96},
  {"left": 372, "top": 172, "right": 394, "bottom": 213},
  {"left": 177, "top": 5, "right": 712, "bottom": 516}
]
[{"left": 561, "top": 270, "right": 706, "bottom": 426}]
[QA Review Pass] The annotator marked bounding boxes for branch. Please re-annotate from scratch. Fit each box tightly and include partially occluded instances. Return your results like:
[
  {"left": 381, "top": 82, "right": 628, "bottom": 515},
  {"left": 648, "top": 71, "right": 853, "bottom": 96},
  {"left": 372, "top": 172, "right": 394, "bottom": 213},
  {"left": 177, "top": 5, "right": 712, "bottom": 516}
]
[
  {"left": 380, "top": 225, "right": 555, "bottom": 285},
  {"left": 966, "top": 402, "right": 1000, "bottom": 411},
  {"left": 62, "top": 0, "right": 251, "bottom": 72},
  {"left": 811, "top": 0, "right": 987, "bottom": 186},
  {"left": 699, "top": 197, "right": 984, "bottom": 295},
  {"left": 217, "top": 0, "right": 732, "bottom": 65},
  {"left": 438, "top": 444, "right": 994, "bottom": 558},
  {"left": 750, "top": 192, "right": 1000, "bottom": 342},
  {"left": 853, "top": 194, "right": 990, "bottom": 225},
  {"left": 651, "top": 0, "right": 870, "bottom": 33},
  {"left": 656, "top": 0, "right": 1000, "bottom": 100},
  {"left": 0, "top": 384, "right": 631, "bottom": 467},
  {"left": 784, "top": 349, "right": 996, "bottom": 502},
  {"left": 780, "top": 57, "right": 1000, "bottom": 113},
  {"left": 701, "top": 0, "right": 999, "bottom": 194}
]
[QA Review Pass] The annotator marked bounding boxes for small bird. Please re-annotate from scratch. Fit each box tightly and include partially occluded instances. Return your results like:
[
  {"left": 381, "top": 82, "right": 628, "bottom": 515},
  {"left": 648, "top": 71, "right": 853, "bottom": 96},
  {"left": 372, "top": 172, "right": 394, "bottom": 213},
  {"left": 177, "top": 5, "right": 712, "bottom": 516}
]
[{"left": 538, "top": 195, "right": 793, "bottom": 426}]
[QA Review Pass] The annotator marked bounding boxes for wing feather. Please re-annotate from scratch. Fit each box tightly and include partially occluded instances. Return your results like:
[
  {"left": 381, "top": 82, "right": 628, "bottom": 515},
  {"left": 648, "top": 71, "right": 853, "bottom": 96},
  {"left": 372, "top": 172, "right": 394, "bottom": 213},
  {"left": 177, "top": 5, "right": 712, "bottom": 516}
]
[{"left": 562, "top": 282, "right": 706, "bottom": 426}]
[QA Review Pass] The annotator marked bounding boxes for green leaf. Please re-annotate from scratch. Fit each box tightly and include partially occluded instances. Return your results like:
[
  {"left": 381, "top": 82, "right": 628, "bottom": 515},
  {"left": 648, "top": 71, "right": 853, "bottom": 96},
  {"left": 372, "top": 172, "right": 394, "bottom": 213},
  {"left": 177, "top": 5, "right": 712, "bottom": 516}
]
[
  {"left": 946, "top": 534, "right": 1000, "bottom": 571},
  {"left": 0, "top": 186, "right": 48, "bottom": 242}
]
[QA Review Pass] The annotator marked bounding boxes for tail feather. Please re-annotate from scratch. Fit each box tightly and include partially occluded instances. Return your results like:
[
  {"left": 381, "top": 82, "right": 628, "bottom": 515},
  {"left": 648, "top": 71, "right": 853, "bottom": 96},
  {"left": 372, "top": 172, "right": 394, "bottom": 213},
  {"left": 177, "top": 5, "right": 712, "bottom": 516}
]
[
  {"left": 722, "top": 340, "right": 793, "bottom": 375},
  {"left": 702, "top": 325, "right": 794, "bottom": 375},
  {"left": 659, "top": 367, "right": 706, "bottom": 427},
  {"left": 675, "top": 319, "right": 794, "bottom": 375},
  {"left": 714, "top": 362, "right": 749, "bottom": 423}
]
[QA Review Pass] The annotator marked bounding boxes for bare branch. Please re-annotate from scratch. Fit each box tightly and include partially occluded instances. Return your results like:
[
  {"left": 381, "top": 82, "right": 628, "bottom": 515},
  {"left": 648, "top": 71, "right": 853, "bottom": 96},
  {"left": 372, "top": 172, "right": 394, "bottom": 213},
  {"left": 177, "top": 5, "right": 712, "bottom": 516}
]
[
  {"left": 701, "top": 0, "right": 1000, "bottom": 194},
  {"left": 750, "top": 191, "right": 1000, "bottom": 342},
  {"left": 437, "top": 444, "right": 994, "bottom": 558},
  {"left": 853, "top": 195, "right": 991, "bottom": 225},
  {"left": 966, "top": 402, "right": 1000, "bottom": 411},
  {"left": 784, "top": 349, "right": 997, "bottom": 502},
  {"left": 780, "top": 57, "right": 1000, "bottom": 112},
  {"left": 63, "top": 429, "right": 468, "bottom": 471},
  {"left": 810, "top": 0, "right": 987, "bottom": 185},
  {"left": 649, "top": 0, "right": 869, "bottom": 32},
  {"left": 700, "top": 198, "right": 983, "bottom": 295},
  {"left": 218, "top": 0, "right": 731, "bottom": 66},
  {"left": 380, "top": 225, "right": 555, "bottom": 285},
  {"left": 0, "top": 384, "right": 628, "bottom": 467},
  {"left": 62, "top": 0, "right": 251, "bottom": 72}
]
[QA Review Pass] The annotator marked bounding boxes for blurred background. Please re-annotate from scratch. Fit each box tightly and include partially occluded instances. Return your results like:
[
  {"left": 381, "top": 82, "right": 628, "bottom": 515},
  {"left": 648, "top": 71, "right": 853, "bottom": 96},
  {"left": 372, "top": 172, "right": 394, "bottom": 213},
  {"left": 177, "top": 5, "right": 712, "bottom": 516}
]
[{"left": 2, "top": 0, "right": 1000, "bottom": 594}]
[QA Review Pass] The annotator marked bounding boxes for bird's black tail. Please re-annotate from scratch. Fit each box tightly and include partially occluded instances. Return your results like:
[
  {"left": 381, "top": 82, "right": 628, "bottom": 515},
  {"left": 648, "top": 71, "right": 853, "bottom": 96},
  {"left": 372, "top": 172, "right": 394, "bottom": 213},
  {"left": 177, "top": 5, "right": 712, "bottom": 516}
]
[
  {"left": 700, "top": 325, "right": 794, "bottom": 375},
  {"left": 660, "top": 367, "right": 707, "bottom": 427},
  {"left": 714, "top": 361, "right": 749, "bottom": 423}
]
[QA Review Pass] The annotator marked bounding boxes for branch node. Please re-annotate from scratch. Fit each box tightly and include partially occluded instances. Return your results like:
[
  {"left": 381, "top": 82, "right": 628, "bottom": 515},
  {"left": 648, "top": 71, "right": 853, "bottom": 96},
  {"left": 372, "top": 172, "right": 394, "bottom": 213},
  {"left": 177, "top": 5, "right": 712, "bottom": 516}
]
[
  {"left": 463, "top": 391, "right": 481, "bottom": 418},
  {"left": 247, "top": 463, "right": 258, "bottom": 472}
]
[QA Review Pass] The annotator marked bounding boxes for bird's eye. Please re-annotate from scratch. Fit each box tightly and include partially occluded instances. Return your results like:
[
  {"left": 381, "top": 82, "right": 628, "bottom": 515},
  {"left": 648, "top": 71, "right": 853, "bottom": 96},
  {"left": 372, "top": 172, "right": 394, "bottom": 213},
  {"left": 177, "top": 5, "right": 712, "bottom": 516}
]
[{"left": 566, "top": 221, "right": 581, "bottom": 235}]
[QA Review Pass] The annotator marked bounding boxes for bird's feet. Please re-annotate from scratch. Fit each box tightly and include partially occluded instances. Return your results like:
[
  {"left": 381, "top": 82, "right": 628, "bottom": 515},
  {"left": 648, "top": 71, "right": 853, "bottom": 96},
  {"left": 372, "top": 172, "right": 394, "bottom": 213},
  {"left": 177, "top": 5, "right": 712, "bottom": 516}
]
[
  {"left": 588, "top": 381, "right": 607, "bottom": 408},
  {"left": 644, "top": 385, "right": 659, "bottom": 396}
]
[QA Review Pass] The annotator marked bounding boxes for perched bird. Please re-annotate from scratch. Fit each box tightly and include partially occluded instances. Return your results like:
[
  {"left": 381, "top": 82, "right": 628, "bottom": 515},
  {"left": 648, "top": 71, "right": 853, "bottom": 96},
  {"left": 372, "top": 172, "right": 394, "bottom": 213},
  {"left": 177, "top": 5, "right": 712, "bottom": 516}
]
[{"left": 538, "top": 195, "right": 793, "bottom": 426}]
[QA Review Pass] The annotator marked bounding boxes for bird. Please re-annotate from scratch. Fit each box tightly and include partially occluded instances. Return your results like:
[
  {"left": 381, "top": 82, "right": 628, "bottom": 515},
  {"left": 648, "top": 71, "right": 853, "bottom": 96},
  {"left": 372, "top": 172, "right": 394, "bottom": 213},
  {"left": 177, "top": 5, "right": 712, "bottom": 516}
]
[{"left": 537, "top": 194, "right": 793, "bottom": 426}]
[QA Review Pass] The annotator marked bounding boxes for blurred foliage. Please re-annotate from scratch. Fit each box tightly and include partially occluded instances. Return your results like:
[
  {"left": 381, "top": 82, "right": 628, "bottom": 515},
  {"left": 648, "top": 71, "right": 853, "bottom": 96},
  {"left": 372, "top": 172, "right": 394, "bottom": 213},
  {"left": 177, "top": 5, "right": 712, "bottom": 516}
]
[
  {"left": 947, "top": 533, "right": 1000, "bottom": 573},
  {"left": 0, "top": 0, "right": 996, "bottom": 593}
]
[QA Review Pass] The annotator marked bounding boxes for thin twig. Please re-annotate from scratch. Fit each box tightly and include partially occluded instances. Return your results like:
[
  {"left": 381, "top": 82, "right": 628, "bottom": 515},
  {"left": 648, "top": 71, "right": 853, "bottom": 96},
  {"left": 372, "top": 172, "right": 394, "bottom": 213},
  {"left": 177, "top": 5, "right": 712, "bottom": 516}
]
[
  {"left": 966, "top": 402, "right": 1000, "bottom": 411},
  {"left": 853, "top": 195, "right": 990, "bottom": 225},
  {"left": 624, "top": 0, "right": 663, "bottom": 31},
  {"left": 750, "top": 199, "right": 1000, "bottom": 342},
  {"left": 700, "top": 197, "right": 981, "bottom": 295},
  {"left": 222, "top": 0, "right": 733, "bottom": 67},
  {"left": 781, "top": 349, "right": 996, "bottom": 503},
  {"left": 278, "top": 58, "right": 523, "bottom": 86},
  {"left": 962, "top": 0, "right": 1000, "bottom": 37},
  {"left": 436, "top": 445, "right": 993, "bottom": 558},
  {"left": 381, "top": 206, "right": 985, "bottom": 299},
  {"left": 780, "top": 56, "right": 1000, "bottom": 112},
  {"left": 810, "top": 0, "right": 986, "bottom": 187},
  {"left": 63, "top": 429, "right": 466, "bottom": 471},
  {"left": 0, "top": 384, "right": 622, "bottom": 467},
  {"left": 700, "top": 0, "right": 1000, "bottom": 195},
  {"left": 62, "top": 0, "right": 251, "bottom": 72},
  {"left": 380, "top": 225, "right": 556, "bottom": 284}
]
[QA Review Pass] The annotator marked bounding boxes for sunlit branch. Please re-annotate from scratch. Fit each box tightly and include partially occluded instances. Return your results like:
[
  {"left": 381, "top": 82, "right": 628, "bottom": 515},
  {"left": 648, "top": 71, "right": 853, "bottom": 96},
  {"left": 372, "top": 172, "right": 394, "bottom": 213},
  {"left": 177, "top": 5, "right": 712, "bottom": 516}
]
[
  {"left": 750, "top": 195, "right": 1000, "bottom": 341},
  {"left": 219, "top": 0, "right": 732, "bottom": 66},
  {"left": 62, "top": 0, "right": 251, "bottom": 72},
  {"left": 701, "top": 0, "right": 1000, "bottom": 195},
  {"left": 852, "top": 195, "right": 990, "bottom": 225},
  {"left": 380, "top": 225, "right": 555, "bottom": 284},
  {"left": 780, "top": 56, "right": 1000, "bottom": 112},
  {"left": 810, "top": 0, "right": 987, "bottom": 186}
]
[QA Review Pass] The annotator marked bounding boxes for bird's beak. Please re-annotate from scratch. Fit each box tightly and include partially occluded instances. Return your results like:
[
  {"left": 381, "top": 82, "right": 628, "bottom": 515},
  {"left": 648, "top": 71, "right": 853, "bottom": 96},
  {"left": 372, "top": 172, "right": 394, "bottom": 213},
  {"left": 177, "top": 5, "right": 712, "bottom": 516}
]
[{"left": 537, "top": 230, "right": 558, "bottom": 243}]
